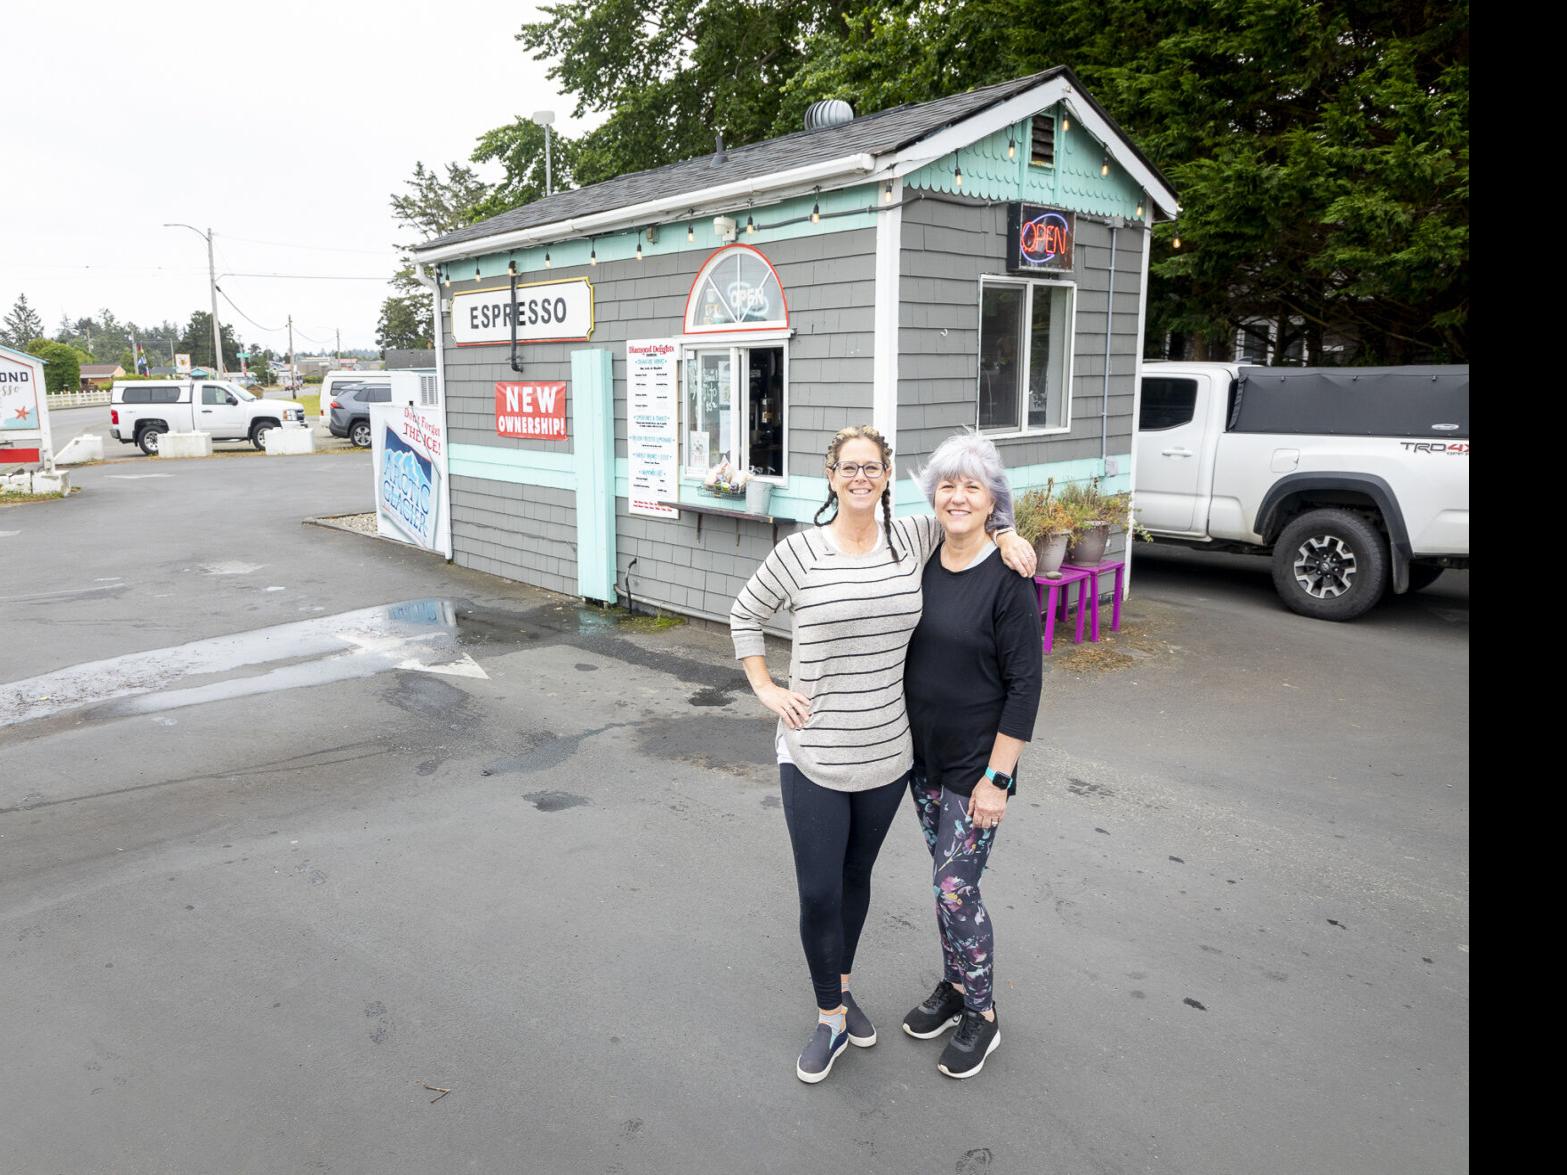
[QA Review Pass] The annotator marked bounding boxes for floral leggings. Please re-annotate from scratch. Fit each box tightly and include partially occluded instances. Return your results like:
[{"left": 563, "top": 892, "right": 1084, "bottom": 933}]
[{"left": 910, "top": 774, "right": 998, "bottom": 1013}]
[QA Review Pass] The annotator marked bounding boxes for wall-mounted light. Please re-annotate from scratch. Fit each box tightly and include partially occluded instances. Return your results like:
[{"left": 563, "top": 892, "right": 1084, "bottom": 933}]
[
  {"left": 810, "top": 190, "right": 821, "bottom": 224},
  {"left": 590, "top": 242, "right": 597, "bottom": 266},
  {"left": 1007, "top": 134, "right": 1017, "bottom": 161},
  {"left": 1100, "top": 156, "right": 1111, "bottom": 178},
  {"left": 1061, "top": 115, "right": 1071, "bottom": 133},
  {"left": 1135, "top": 195, "right": 1145, "bottom": 219},
  {"left": 545, "top": 251, "right": 552, "bottom": 268},
  {"left": 687, "top": 222, "right": 695, "bottom": 243},
  {"left": 883, "top": 181, "right": 894, "bottom": 203},
  {"left": 746, "top": 213, "right": 755, "bottom": 235},
  {"left": 474, "top": 265, "right": 482, "bottom": 282},
  {"left": 953, "top": 163, "right": 964, "bottom": 190},
  {"left": 635, "top": 240, "right": 643, "bottom": 261}
]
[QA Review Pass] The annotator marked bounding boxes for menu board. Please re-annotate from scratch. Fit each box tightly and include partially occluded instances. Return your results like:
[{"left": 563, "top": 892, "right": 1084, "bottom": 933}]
[{"left": 626, "top": 339, "right": 680, "bottom": 519}]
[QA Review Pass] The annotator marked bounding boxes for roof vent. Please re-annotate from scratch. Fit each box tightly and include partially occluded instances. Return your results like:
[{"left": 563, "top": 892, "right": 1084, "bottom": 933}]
[{"left": 804, "top": 99, "right": 855, "bottom": 131}]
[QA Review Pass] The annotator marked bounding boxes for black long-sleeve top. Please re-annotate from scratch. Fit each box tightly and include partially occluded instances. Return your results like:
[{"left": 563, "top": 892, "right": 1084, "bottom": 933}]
[{"left": 904, "top": 547, "right": 1043, "bottom": 796}]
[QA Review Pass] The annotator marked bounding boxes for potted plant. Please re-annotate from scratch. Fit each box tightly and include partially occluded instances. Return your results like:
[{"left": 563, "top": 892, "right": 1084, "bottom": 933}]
[
  {"left": 1059, "top": 476, "right": 1152, "bottom": 566},
  {"left": 1013, "top": 479, "right": 1076, "bottom": 578}
]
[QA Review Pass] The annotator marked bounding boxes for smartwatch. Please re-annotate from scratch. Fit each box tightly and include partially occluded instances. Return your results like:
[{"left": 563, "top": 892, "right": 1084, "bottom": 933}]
[{"left": 984, "top": 766, "right": 1014, "bottom": 793}]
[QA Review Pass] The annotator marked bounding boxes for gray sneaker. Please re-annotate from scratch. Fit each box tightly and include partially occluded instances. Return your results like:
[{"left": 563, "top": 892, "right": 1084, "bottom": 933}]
[
  {"left": 796, "top": 1022, "right": 849, "bottom": 1084},
  {"left": 843, "top": 991, "right": 876, "bottom": 1047}
]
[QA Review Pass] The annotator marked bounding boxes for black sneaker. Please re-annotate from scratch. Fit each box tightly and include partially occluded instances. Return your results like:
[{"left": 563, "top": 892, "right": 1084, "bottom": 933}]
[
  {"left": 902, "top": 981, "right": 965, "bottom": 1039},
  {"left": 938, "top": 1008, "right": 1001, "bottom": 1079},
  {"left": 796, "top": 1022, "right": 849, "bottom": 1084},
  {"left": 843, "top": 991, "right": 876, "bottom": 1047}
]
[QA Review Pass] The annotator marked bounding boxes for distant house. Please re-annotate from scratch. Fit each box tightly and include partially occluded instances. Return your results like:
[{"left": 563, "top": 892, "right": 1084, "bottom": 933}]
[{"left": 80, "top": 363, "right": 126, "bottom": 389}]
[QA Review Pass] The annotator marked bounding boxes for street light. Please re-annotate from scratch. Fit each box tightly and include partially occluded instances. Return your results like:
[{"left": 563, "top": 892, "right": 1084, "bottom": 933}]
[
  {"left": 164, "top": 223, "right": 224, "bottom": 375},
  {"left": 531, "top": 110, "right": 556, "bottom": 196}
]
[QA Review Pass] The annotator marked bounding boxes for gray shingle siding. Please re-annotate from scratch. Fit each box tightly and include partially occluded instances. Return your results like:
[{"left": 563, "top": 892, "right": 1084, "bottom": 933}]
[
  {"left": 440, "top": 229, "right": 874, "bottom": 613},
  {"left": 895, "top": 197, "right": 1146, "bottom": 472}
]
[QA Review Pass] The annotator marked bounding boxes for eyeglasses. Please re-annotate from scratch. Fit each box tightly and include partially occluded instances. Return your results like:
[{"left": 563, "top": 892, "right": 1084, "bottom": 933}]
[{"left": 832, "top": 462, "right": 886, "bottom": 479}]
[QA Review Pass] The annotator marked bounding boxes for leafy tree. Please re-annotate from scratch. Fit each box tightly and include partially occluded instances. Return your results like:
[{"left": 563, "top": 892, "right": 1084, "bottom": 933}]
[
  {"left": 497, "top": 0, "right": 1467, "bottom": 363},
  {"left": 3, "top": 294, "right": 45, "bottom": 350},
  {"left": 375, "top": 162, "right": 491, "bottom": 350},
  {"left": 377, "top": 296, "right": 433, "bottom": 352},
  {"left": 25, "top": 339, "right": 83, "bottom": 394},
  {"left": 177, "top": 310, "right": 245, "bottom": 370}
]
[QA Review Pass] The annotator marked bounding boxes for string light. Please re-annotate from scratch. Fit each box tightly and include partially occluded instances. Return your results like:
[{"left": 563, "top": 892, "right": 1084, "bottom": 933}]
[
  {"left": 1100, "top": 156, "right": 1111, "bottom": 178},
  {"left": 507, "top": 258, "right": 517, "bottom": 276},
  {"left": 746, "top": 213, "right": 755, "bottom": 234},
  {"left": 811, "top": 190, "right": 820, "bottom": 224},
  {"left": 883, "top": 182, "right": 894, "bottom": 203},
  {"left": 545, "top": 252, "right": 552, "bottom": 268},
  {"left": 1007, "top": 134, "right": 1017, "bottom": 161},
  {"left": 687, "top": 223, "right": 695, "bottom": 243},
  {"left": 953, "top": 163, "right": 964, "bottom": 190}
]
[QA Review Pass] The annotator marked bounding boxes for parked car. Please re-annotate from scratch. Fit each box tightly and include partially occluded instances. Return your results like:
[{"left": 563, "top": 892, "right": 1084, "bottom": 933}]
[
  {"left": 109, "top": 379, "right": 306, "bottom": 455},
  {"left": 327, "top": 380, "right": 391, "bottom": 448},
  {"left": 1134, "top": 362, "right": 1470, "bottom": 620},
  {"left": 325, "top": 370, "right": 432, "bottom": 449}
]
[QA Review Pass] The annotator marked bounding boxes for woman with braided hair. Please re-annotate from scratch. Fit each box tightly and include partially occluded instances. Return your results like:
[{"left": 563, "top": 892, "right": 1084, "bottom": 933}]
[{"left": 730, "top": 424, "right": 1036, "bottom": 1083}]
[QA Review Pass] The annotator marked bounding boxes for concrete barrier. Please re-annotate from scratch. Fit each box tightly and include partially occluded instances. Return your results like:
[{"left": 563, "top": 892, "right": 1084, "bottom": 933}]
[
  {"left": 54, "top": 433, "right": 105, "bottom": 465},
  {"left": 31, "top": 470, "right": 70, "bottom": 495},
  {"left": 264, "top": 426, "right": 316, "bottom": 455},
  {"left": 2, "top": 471, "right": 35, "bottom": 494},
  {"left": 160, "top": 432, "right": 213, "bottom": 459}
]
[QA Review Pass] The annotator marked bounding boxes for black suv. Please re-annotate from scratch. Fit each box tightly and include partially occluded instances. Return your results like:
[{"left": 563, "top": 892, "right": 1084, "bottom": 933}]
[{"left": 327, "top": 381, "right": 391, "bottom": 448}]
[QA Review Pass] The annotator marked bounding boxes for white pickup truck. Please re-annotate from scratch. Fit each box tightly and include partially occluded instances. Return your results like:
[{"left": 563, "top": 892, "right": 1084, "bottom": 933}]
[
  {"left": 1135, "top": 362, "right": 1470, "bottom": 620},
  {"left": 109, "top": 379, "right": 306, "bottom": 456}
]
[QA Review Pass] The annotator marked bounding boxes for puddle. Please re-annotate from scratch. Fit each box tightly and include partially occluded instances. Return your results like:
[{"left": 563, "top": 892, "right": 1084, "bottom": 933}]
[
  {"left": 0, "top": 598, "right": 487, "bottom": 728},
  {"left": 522, "top": 790, "right": 590, "bottom": 812}
]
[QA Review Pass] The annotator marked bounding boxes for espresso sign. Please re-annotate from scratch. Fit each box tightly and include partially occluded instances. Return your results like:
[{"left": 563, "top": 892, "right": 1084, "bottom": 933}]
[
  {"left": 451, "top": 277, "right": 594, "bottom": 346},
  {"left": 1006, "top": 204, "right": 1075, "bottom": 273}
]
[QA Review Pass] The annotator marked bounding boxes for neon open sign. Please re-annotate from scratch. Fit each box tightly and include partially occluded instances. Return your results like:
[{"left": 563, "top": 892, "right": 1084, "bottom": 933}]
[{"left": 1006, "top": 203, "right": 1075, "bottom": 273}]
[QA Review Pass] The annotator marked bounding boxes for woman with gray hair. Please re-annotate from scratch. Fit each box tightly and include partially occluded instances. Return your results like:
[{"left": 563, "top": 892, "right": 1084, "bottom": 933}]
[{"left": 899, "top": 431, "right": 1042, "bottom": 1079}]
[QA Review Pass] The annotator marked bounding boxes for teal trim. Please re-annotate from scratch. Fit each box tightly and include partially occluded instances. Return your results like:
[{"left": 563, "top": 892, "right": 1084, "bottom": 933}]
[
  {"left": 905, "top": 105, "right": 1148, "bottom": 222},
  {"left": 892, "top": 455, "right": 1132, "bottom": 516},
  {"left": 455, "top": 183, "right": 885, "bottom": 280},
  {"left": 449, "top": 443, "right": 576, "bottom": 490},
  {"left": 572, "top": 349, "right": 617, "bottom": 602}
]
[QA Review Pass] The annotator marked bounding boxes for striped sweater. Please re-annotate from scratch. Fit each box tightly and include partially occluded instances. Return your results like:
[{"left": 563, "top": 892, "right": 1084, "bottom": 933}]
[{"left": 730, "top": 516, "right": 941, "bottom": 792}]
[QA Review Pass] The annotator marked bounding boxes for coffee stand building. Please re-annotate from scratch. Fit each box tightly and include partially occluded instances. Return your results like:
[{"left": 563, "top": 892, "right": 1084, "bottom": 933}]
[{"left": 411, "top": 67, "right": 1177, "bottom": 624}]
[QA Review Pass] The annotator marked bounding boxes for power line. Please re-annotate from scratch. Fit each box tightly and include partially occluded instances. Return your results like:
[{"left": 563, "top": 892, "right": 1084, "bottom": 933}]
[
  {"left": 214, "top": 285, "right": 286, "bottom": 334},
  {"left": 219, "top": 272, "right": 390, "bottom": 281}
]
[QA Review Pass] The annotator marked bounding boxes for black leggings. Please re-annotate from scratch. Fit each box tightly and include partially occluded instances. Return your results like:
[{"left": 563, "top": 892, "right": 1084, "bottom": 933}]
[{"left": 779, "top": 764, "right": 908, "bottom": 1011}]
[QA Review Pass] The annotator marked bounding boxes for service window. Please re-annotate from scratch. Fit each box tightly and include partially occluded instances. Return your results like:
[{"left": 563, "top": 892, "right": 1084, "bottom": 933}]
[
  {"left": 682, "top": 345, "right": 787, "bottom": 478},
  {"left": 978, "top": 278, "right": 1073, "bottom": 434},
  {"left": 1139, "top": 377, "right": 1199, "bottom": 430}
]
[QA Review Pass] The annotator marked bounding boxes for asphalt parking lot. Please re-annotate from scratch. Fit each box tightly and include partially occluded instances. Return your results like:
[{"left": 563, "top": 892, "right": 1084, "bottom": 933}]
[{"left": 0, "top": 456, "right": 1469, "bottom": 1174}]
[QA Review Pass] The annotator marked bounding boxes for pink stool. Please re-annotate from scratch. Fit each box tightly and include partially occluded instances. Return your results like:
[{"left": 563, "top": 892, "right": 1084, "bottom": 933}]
[
  {"left": 1065, "top": 559, "right": 1126, "bottom": 641},
  {"left": 1033, "top": 566, "right": 1093, "bottom": 653}
]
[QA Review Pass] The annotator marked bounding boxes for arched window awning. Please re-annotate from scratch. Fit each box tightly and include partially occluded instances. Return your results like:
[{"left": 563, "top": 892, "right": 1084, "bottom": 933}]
[{"left": 683, "top": 244, "right": 790, "bottom": 334}]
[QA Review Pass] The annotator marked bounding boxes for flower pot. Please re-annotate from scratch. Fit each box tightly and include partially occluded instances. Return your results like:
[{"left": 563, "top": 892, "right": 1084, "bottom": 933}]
[
  {"left": 1033, "top": 530, "right": 1070, "bottom": 577},
  {"left": 1067, "top": 522, "right": 1110, "bottom": 566},
  {"left": 745, "top": 479, "right": 774, "bottom": 515}
]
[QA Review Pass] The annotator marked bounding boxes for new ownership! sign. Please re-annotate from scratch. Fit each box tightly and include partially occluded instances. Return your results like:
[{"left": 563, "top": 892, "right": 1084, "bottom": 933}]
[
  {"left": 495, "top": 381, "right": 568, "bottom": 440},
  {"left": 1006, "top": 204, "right": 1075, "bottom": 273},
  {"left": 450, "top": 277, "right": 594, "bottom": 346}
]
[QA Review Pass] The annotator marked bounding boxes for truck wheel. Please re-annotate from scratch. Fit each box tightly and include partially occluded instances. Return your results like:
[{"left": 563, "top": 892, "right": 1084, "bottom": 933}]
[
  {"left": 350, "top": 420, "right": 372, "bottom": 448},
  {"left": 1405, "top": 563, "right": 1446, "bottom": 592},
  {"left": 1271, "top": 508, "right": 1388, "bottom": 621},
  {"left": 251, "top": 420, "right": 279, "bottom": 450},
  {"left": 137, "top": 426, "right": 165, "bottom": 456}
]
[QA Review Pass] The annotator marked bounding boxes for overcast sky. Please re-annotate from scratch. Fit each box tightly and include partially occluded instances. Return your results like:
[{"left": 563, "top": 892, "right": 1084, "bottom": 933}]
[{"left": 2, "top": 1, "right": 598, "bottom": 355}]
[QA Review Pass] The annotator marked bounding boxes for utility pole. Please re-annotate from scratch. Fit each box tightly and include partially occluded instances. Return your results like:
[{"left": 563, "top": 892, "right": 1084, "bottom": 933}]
[
  {"left": 163, "top": 222, "right": 225, "bottom": 375},
  {"left": 336, "top": 328, "right": 341, "bottom": 363},
  {"left": 287, "top": 314, "right": 295, "bottom": 389}
]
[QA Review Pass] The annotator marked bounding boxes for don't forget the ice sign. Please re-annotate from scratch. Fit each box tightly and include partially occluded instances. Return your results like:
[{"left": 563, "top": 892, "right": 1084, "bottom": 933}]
[{"left": 495, "top": 381, "right": 568, "bottom": 440}]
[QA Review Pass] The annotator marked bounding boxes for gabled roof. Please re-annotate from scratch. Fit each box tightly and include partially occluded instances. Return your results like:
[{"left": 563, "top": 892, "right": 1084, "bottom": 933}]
[{"left": 414, "top": 67, "right": 1176, "bottom": 262}]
